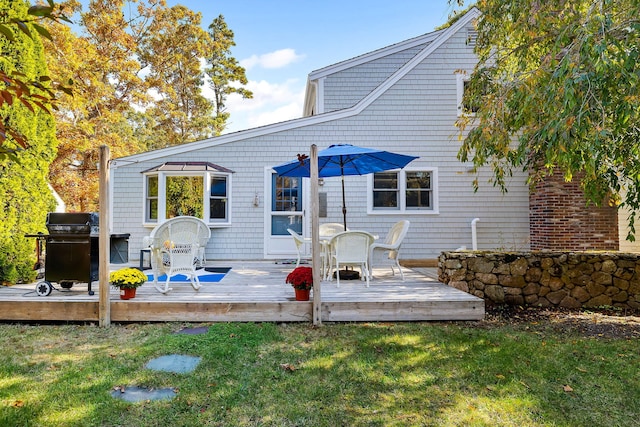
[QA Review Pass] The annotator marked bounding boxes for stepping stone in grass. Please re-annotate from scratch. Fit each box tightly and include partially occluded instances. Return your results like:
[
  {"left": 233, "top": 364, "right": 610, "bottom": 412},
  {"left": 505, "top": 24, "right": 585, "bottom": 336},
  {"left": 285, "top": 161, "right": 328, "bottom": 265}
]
[
  {"left": 111, "top": 386, "right": 176, "bottom": 402},
  {"left": 145, "top": 354, "right": 201, "bottom": 374}
]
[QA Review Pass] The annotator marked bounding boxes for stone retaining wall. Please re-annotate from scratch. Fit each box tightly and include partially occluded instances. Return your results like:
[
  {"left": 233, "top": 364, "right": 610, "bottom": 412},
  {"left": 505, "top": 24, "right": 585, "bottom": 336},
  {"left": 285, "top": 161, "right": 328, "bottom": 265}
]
[{"left": 438, "top": 251, "right": 640, "bottom": 310}]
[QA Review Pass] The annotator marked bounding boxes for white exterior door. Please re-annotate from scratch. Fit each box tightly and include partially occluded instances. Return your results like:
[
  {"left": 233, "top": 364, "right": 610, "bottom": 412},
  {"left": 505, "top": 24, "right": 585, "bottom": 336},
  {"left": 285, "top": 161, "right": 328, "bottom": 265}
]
[{"left": 264, "top": 169, "right": 308, "bottom": 258}]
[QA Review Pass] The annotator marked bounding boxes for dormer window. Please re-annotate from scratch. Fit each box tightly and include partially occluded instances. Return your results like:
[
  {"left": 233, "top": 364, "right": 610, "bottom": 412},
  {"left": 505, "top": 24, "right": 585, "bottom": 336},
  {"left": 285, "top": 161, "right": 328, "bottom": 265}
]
[{"left": 142, "top": 162, "right": 234, "bottom": 226}]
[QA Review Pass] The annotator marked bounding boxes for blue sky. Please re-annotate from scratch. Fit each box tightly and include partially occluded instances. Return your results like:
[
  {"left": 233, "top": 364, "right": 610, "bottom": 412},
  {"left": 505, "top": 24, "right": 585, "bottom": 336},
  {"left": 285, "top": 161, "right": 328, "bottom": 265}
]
[{"left": 80, "top": 1, "right": 457, "bottom": 134}]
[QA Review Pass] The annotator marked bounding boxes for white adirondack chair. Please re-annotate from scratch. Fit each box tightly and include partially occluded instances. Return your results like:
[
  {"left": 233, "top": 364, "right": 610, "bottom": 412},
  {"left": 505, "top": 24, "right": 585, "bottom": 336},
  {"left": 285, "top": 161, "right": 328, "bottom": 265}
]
[
  {"left": 147, "top": 216, "right": 211, "bottom": 293},
  {"left": 368, "top": 220, "right": 410, "bottom": 281}
]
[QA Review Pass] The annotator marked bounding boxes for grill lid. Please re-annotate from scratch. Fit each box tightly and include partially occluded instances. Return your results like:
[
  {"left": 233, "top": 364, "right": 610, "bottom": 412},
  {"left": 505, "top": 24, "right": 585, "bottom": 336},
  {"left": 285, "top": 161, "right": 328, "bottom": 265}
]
[{"left": 46, "top": 212, "right": 99, "bottom": 235}]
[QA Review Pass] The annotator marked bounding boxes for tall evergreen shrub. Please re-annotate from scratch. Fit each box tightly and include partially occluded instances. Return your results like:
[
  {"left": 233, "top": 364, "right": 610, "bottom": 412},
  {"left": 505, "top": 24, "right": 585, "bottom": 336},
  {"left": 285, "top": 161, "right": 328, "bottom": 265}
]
[{"left": 0, "top": 0, "right": 57, "bottom": 283}]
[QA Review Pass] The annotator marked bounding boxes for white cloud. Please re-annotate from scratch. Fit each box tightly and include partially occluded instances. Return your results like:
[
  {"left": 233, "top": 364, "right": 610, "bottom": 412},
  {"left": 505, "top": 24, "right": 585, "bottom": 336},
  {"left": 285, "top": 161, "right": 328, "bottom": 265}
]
[
  {"left": 198, "top": 55, "right": 307, "bottom": 134},
  {"left": 247, "top": 102, "right": 303, "bottom": 128},
  {"left": 228, "top": 79, "right": 302, "bottom": 110},
  {"left": 222, "top": 78, "right": 306, "bottom": 133},
  {"left": 241, "top": 48, "right": 305, "bottom": 70}
]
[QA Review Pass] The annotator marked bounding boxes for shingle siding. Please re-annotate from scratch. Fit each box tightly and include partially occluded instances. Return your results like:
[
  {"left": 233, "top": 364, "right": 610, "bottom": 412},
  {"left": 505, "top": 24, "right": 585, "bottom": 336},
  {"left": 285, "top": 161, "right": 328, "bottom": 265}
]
[{"left": 323, "top": 45, "right": 428, "bottom": 112}]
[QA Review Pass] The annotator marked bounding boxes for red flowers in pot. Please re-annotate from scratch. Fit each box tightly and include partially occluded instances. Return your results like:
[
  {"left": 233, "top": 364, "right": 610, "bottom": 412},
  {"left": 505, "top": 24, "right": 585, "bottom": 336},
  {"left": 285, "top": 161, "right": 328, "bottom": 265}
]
[
  {"left": 285, "top": 266, "right": 313, "bottom": 290},
  {"left": 286, "top": 266, "right": 313, "bottom": 301}
]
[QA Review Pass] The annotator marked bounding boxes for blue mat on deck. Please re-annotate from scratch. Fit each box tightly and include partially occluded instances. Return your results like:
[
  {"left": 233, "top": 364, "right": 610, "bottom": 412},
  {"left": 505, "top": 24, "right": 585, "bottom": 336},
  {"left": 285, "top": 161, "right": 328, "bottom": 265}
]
[{"left": 146, "top": 267, "right": 230, "bottom": 283}]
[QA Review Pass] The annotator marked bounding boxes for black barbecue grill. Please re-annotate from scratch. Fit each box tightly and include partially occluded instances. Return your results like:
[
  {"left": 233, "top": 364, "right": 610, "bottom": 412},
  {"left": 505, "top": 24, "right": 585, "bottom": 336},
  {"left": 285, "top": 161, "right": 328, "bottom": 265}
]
[{"left": 27, "top": 212, "right": 100, "bottom": 296}]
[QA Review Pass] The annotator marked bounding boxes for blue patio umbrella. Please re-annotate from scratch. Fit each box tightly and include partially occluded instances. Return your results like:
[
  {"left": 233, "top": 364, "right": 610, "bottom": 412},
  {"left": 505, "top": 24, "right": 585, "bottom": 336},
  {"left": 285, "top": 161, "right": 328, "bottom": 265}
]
[{"left": 273, "top": 144, "right": 418, "bottom": 229}]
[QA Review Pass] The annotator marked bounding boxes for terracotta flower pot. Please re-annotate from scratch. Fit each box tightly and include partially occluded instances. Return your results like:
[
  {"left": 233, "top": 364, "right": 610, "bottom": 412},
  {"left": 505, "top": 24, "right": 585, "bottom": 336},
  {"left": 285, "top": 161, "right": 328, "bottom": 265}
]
[
  {"left": 294, "top": 288, "right": 310, "bottom": 301},
  {"left": 119, "top": 287, "right": 137, "bottom": 300}
]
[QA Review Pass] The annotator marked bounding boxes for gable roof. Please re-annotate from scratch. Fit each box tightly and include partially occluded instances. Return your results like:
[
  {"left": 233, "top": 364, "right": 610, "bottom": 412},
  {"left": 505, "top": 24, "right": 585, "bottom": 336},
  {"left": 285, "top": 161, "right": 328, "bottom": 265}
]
[
  {"left": 111, "top": 7, "right": 481, "bottom": 168},
  {"left": 302, "top": 29, "right": 445, "bottom": 117}
]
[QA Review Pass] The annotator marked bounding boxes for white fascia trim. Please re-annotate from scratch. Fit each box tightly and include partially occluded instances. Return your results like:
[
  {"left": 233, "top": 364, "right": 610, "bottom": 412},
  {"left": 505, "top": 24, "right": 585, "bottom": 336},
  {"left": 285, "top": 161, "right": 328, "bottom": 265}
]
[
  {"left": 302, "top": 77, "right": 324, "bottom": 116},
  {"left": 303, "top": 77, "right": 316, "bottom": 116},
  {"left": 316, "top": 78, "right": 324, "bottom": 114}
]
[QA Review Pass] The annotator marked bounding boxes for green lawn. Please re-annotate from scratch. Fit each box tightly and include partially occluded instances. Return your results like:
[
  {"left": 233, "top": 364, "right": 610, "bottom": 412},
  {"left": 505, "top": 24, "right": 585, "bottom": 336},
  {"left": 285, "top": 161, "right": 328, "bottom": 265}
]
[{"left": 0, "top": 317, "right": 638, "bottom": 426}]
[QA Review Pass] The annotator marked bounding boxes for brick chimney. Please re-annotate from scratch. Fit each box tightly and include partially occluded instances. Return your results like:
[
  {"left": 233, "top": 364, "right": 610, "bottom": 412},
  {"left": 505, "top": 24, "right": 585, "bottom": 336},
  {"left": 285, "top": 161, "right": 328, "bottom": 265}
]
[{"left": 529, "top": 169, "right": 618, "bottom": 250}]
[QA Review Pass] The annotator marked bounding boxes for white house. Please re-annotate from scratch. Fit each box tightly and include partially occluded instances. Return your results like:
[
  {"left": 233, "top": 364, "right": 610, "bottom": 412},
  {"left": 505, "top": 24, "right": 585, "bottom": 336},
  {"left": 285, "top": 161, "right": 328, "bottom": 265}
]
[{"left": 110, "top": 8, "right": 533, "bottom": 263}]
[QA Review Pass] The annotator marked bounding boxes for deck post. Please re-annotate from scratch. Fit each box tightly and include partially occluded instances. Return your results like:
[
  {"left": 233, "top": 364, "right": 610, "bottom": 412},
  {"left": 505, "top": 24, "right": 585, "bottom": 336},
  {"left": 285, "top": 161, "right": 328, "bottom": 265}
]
[
  {"left": 310, "top": 144, "right": 322, "bottom": 325},
  {"left": 99, "top": 145, "right": 111, "bottom": 327}
]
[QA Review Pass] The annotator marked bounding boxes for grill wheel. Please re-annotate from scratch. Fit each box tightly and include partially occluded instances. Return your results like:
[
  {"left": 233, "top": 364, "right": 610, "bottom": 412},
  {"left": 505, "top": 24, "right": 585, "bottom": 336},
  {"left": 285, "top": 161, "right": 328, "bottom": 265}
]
[{"left": 35, "top": 281, "right": 53, "bottom": 297}]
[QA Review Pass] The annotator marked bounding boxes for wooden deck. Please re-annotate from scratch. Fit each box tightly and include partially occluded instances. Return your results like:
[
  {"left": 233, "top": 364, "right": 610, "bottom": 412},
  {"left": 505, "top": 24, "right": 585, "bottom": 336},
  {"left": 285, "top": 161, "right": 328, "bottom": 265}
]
[{"left": 0, "top": 262, "right": 484, "bottom": 323}]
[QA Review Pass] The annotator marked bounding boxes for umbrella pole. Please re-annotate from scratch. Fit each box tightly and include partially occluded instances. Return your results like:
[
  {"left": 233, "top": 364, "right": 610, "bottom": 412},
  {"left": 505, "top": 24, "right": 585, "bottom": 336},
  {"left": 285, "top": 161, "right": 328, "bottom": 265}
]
[
  {"left": 341, "top": 175, "right": 347, "bottom": 231},
  {"left": 338, "top": 173, "right": 360, "bottom": 280}
]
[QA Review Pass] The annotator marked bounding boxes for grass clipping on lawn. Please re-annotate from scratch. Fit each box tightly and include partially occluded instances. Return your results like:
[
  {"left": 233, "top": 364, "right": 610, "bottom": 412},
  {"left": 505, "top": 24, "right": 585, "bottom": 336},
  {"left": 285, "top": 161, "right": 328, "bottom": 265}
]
[{"left": 0, "top": 310, "right": 639, "bottom": 426}]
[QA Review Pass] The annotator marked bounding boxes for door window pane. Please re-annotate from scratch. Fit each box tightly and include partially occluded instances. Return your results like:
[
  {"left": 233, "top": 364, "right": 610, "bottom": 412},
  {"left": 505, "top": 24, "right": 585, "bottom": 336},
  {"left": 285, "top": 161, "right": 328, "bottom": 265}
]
[
  {"left": 271, "top": 215, "right": 303, "bottom": 236},
  {"left": 272, "top": 176, "right": 302, "bottom": 212}
]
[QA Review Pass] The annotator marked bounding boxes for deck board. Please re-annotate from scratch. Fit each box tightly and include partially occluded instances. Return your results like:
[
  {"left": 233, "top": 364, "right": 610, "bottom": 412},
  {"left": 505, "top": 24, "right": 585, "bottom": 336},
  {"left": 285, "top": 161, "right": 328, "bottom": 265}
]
[{"left": 0, "top": 262, "right": 483, "bottom": 322}]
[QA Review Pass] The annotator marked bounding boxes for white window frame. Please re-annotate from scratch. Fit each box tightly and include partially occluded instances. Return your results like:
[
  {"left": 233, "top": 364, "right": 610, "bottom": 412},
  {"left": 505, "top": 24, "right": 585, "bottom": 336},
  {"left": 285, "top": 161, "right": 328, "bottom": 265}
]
[
  {"left": 367, "top": 167, "right": 439, "bottom": 215},
  {"left": 145, "top": 175, "right": 158, "bottom": 222},
  {"left": 456, "top": 72, "right": 478, "bottom": 117},
  {"left": 208, "top": 174, "right": 230, "bottom": 224},
  {"left": 143, "top": 171, "right": 232, "bottom": 227}
]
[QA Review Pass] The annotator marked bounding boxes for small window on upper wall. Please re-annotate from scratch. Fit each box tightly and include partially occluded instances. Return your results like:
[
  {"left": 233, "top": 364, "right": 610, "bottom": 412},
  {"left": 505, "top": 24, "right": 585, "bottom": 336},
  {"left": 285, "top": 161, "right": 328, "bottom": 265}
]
[
  {"left": 368, "top": 169, "right": 438, "bottom": 215},
  {"left": 142, "top": 162, "right": 233, "bottom": 226},
  {"left": 456, "top": 73, "right": 481, "bottom": 117}
]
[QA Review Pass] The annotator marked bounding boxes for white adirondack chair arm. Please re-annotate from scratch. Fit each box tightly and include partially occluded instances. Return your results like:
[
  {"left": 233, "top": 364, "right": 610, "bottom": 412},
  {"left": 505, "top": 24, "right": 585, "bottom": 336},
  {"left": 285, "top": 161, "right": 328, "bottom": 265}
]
[{"left": 369, "top": 242, "right": 396, "bottom": 252}]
